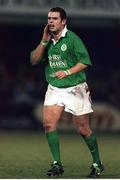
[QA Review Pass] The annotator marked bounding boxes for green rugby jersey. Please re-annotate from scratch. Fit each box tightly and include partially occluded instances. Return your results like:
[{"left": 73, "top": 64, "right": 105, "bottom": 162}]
[{"left": 43, "top": 28, "right": 92, "bottom": 88}]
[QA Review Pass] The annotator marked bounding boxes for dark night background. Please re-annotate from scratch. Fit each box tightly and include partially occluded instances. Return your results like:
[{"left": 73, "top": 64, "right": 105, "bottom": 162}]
[{"left": 0, "top": 22, "right": 120, "bottom": 129}]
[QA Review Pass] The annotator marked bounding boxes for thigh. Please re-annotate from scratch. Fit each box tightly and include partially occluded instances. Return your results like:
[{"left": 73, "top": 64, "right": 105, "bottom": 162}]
[
  {"left": 73, "top": 114, "right": 90, "bottom": 127},
  {"left": 72, "top": 114, "right": 92, "bottom": 136},
  {"left": 44, "top": 105, "right": 64, "bottom": 125}
]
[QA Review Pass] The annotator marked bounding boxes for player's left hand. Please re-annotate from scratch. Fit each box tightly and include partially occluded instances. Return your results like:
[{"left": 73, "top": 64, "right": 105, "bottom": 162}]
[{"left": 54, "top": 71, "right": 67, "bottom": 79}]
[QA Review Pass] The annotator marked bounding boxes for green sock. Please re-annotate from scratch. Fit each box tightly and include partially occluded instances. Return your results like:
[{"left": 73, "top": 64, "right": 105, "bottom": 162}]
[
  {"left": 83, "top": 133, "right": 101, "bottom": 165},
  {"left": 46, "top": 130, "right": 61, "bottom": 163}
]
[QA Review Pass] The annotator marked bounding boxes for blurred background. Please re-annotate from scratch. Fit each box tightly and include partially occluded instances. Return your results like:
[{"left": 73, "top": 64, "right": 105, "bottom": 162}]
[
  {"left": 0, "top": 0, "right": 120, "bottom": 178},
  {"left": 0, "top": 0, "right": 120, "bottom": 132}
]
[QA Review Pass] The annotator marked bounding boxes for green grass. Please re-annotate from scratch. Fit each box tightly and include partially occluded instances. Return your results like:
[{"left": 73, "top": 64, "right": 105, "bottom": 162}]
[{"left": 0, "top": 130, "right": 120, "bottom": 178}]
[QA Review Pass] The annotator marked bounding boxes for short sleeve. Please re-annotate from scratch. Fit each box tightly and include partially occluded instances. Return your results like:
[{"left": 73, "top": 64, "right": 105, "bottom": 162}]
[{"left": 73, "top": 35, "right": 92, "bottom": 66}]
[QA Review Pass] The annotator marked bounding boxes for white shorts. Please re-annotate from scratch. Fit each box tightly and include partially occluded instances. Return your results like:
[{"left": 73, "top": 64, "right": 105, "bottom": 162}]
[{"left": 44, "top": 82, "right": 93, "bottom": 116}]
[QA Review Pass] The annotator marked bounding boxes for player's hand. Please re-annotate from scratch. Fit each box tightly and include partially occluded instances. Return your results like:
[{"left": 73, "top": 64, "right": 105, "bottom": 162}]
[
  {"left": 54, "top": 71, "right": 67, "bottom": 79},
  {"left": 42, "top": 24, "right": 51, "bottom": 41}
]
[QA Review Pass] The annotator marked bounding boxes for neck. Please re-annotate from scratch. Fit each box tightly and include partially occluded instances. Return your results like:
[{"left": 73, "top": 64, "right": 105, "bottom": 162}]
[
  {"left": 53, "top": 27, "right": 64, "bottom": 41},
  {"left": 53, "top": 32, "right": 62, "bottom": 41}
]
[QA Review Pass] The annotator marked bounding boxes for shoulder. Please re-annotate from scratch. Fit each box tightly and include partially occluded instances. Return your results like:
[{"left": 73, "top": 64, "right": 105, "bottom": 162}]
[
  {"left": 66, "top": 30, "right": 83, "bottom": 44},
  {"left": 66, "top": 31, "right": 85, "bottom": 50},
  {"left": 66, "top": 30, "right": 80, "bottom": 39}
]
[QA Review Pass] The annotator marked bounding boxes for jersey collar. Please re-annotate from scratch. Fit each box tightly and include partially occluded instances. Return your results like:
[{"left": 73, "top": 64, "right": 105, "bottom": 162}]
[
  {"left": 61, "top": 26, "right": 68, "bottom": 37},
  {"left": 52, "top": 26, "right": 68, "bottom": 45}
]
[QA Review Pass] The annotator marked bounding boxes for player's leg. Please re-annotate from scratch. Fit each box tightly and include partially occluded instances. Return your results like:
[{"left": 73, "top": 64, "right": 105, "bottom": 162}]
[
  {"left": 44, "top": 105, "right": 64, "bottom": 176},
  {"left": 73, "top": 114, "right": 104, "bottom": 177}
]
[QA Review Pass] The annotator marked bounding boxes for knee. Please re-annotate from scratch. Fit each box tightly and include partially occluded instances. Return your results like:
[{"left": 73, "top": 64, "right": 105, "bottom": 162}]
[
  {"left": 43, "top": 119, "right": 56, "bottom": 132},
  {"left": 76, "top": 124, "right": 92, "bottom": 137},
  {"left": 44, "top": 123, "right": 53, "bottom": 132}
]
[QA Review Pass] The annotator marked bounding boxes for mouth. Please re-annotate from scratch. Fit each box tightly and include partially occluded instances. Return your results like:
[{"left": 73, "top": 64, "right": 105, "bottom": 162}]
[{"left": 49, "top": 25, "right": 55, "bottom": 30}]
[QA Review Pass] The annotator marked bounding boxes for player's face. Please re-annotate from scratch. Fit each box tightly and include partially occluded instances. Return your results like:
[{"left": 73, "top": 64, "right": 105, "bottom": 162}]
[{"left": 48, "top": 12, "right": 66, "bottom": 34}]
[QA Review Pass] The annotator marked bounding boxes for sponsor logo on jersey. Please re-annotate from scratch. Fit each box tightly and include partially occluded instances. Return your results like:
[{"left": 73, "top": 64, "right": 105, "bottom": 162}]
[{"left": 48, "top": 54, "right": 67, "bottom": 68}]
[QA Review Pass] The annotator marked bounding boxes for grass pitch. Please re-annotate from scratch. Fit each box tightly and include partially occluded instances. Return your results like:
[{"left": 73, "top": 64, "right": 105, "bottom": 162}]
[{"left": 0, "top": 130, "right": 120, "bottom": 178}]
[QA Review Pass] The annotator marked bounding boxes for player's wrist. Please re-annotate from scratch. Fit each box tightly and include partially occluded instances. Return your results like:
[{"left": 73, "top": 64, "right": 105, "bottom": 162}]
[
  {"left": 40, "top": 39, "right": 49, "bottom": 46},
  {"left": 64, "top": 69, "right": 71, "bottom": 76}
]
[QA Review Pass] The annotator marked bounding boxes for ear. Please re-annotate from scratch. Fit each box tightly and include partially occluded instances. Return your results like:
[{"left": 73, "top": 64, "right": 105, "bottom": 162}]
[{"left": 62, "top": 19, "right": 66, "bottom": 26}]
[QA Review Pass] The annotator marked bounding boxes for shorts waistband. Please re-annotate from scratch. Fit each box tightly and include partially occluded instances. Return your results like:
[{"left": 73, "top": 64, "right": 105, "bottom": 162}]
[{"left": 49, "top": 82, "right": 87, "bottom": 90}]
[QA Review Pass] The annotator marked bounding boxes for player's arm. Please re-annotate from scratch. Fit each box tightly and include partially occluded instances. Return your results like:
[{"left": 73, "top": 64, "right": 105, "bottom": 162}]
[
  {"left": 30, "top": 24, "right": 51, "bottom": 65},
  {"left": 55, "top": 63, "right": 87, "bottom": 79},
  {"left": 69, "top": 62, "right": 88, "bottom": 74}
]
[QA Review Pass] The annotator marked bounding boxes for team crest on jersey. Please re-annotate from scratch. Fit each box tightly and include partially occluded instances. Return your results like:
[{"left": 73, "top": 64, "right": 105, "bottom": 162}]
[{"left": 61, "top": 44, "right": 67, "bottom": 51}]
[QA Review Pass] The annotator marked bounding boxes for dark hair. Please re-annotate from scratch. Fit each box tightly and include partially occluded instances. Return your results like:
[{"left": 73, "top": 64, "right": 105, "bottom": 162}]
[{"left": 49, "top": 7, "right": 67, "bottom": 20}]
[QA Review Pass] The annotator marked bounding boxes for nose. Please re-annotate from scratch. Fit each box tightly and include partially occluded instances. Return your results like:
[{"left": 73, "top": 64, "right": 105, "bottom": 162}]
[{"left": 49, "top": 20, "right": 53, "bottom": 24}]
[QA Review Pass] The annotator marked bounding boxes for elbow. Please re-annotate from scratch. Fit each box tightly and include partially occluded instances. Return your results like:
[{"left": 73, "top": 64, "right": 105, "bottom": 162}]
[
  {"left": 31, "top": 60, "right": 37, "bottom": 66},
  {"left": 84, "top": 64, "right": 88, "bottom": 68},
  {"left": 80, "top": 63, "right": 88, "bottom": 69},
  {"left": 30, "top": 51, "right": 39, "bottom": 65}
]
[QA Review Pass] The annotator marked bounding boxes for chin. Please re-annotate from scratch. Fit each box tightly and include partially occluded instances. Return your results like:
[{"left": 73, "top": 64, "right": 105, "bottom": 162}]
[
  {"left": 50, "top": 29, "right": 55, "bottom": 32},
  {"left": 51, "top": 31, "right": 57, "bottom": 35}
]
